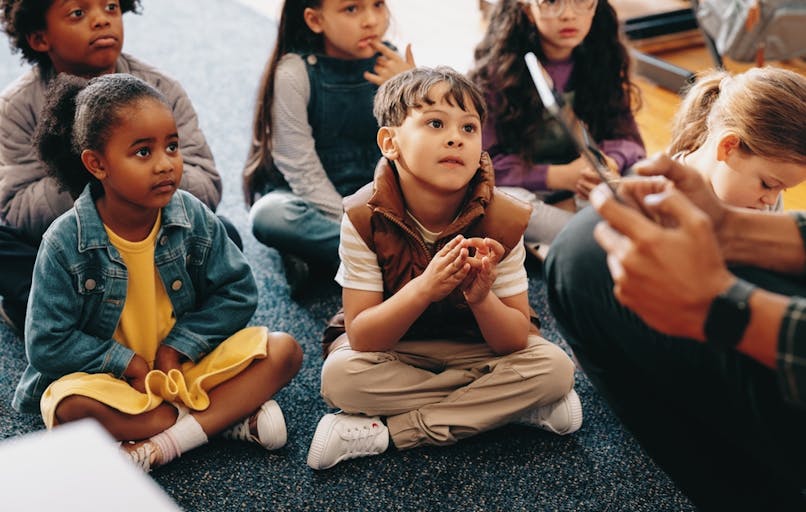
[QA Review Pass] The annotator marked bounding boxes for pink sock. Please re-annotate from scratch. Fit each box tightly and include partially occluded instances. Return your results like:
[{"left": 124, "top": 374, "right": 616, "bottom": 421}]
[{"left": 149, "top": 414, "right": 208, "bottom": 465}]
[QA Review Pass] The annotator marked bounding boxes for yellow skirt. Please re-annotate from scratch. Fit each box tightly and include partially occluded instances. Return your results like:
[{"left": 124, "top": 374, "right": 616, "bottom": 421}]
[{"left": 40, "top": 326, "right": 268, "bottom": 428}]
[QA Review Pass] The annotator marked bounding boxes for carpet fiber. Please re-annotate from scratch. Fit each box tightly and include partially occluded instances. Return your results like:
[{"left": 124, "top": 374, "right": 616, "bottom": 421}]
[{"left": 0, "top": 1, "right": 694, "bottom": 510}]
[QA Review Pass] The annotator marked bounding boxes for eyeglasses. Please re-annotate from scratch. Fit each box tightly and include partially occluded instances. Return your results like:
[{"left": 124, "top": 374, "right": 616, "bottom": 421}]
[{"left": 528, "top": 0, "right": 598, "bottom": 18}]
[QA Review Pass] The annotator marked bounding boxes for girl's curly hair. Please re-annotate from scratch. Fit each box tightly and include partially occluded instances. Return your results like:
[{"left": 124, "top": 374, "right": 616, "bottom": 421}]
[
  {"left": 0, "top": 0, "right": 141, "bottom": 72},
  {"left": 469, "top": 0, "right": 640, "bottom": 164}
]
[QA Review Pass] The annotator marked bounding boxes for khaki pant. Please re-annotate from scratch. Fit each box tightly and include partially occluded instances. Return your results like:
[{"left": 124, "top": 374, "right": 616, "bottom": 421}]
[{"left": 320, "top": 334, "right": 575, "bottom": 450}]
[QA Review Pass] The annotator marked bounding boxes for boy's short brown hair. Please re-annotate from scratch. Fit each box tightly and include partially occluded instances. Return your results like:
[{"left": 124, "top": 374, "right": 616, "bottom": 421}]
[
  {"left": 0, "top": 0, "right": 141, "bottom": 71},
  {"left": 374, "top": 66, "right": 487, "bottom": 127}
]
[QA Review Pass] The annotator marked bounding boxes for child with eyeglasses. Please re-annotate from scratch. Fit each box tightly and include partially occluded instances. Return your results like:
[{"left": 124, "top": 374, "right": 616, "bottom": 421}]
[{"left": 470, "top": 0, "right": 645, "bottom": 252}]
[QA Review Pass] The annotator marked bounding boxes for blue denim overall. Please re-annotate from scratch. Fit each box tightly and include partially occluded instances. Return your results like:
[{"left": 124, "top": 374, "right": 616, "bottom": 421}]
[{"left": 251, "top": 52, "right": 380, "bottom": 269}]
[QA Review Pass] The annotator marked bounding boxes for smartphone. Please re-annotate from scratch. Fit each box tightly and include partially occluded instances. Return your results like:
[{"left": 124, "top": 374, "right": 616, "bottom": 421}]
[{"left": 524, "top": 52, "right": 621, "bottom": 198}]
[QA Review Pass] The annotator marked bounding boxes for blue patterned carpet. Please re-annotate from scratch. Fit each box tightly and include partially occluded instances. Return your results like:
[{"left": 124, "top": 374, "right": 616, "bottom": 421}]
[{"left": 0, "top": 1, "right": 694, "bottom": 510}]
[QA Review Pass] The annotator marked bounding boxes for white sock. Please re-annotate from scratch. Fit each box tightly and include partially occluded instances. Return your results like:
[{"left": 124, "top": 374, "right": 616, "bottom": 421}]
[{"left": 149, "top": 414, "right": 208, "bottom": 465}]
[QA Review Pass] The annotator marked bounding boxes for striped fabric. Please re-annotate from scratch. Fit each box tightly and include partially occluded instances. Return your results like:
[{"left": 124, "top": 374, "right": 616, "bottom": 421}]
[{"left": 335, "top": 214, "right": 528, "bottom": 298}]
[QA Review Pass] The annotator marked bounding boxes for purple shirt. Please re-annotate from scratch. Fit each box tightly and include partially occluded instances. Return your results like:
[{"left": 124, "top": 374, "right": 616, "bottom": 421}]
[{"left": 482, "top": 58, "right": 646, "bottom": 192}]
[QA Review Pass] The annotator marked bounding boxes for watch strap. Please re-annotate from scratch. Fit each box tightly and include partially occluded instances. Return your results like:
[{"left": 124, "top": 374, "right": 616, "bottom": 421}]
[{"left": 704, "top": 279, "right": 755, "bottom": 350}]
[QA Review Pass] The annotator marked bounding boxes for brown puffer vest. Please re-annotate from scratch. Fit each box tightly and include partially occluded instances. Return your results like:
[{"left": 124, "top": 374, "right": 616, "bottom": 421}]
[{"left": 322, "top": 153, "right": 539, "bottom": 356}]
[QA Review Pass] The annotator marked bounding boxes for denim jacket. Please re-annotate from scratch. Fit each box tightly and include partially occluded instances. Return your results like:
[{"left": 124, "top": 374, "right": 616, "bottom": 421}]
[{"left": 13, "top": 187, "right": 257, "bottom": 413}]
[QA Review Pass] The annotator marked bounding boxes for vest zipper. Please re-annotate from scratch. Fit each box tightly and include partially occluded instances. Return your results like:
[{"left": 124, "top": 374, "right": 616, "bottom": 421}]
[{"left": 379, "top": 211, "right": 432, "bottom": 259}]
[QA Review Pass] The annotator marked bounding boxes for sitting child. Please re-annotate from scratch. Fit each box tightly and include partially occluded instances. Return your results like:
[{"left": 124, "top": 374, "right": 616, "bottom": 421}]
[
  {"left": 0, "top": 0, "right": 227, "bottom": 334},
  {"left": 307, "top": 66, "right": 581, "bottom": 470},
  {"left": 13, "top": 73, "right": 302, "bottom": 472},
  {"left": 668, "top": 67, "right": 806, "bottom": 211}
]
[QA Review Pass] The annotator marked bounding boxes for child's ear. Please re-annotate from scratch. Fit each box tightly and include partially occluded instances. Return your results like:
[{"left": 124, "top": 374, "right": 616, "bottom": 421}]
[
  {"left": 716, "top": 133, "right": 741, "bottom": 162},
  {"left": 377, "top": 127, "right": 399, "bottom": 160},
  {"left": 81, "top": 149, "right": 107, "bottom": 180},
  {"left": 26, "top": 31, "right": 50, "bottom": 53},
  {"left": 303, "top": 7, "right": 324, "bottom": 34}
]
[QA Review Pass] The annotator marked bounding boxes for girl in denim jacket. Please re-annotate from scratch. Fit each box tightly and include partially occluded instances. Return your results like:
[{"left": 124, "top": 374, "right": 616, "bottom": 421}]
[
  {"left": 12, "top": 73, "right": 303, "bottom": 472},
  {"left": 242, "top": 0, "right": 414, "bottom": 298}
]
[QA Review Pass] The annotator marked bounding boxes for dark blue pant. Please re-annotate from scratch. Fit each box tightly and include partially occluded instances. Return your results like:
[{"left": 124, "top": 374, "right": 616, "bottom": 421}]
[
  {"left": 0, "top": 215, "right": 242, "bottom": 333},
  {"left": 0, "top": 225, "right": 36, "bottom": 330},
  {"left": 545, "top": 207, "right": 806, "bottom": 511}
]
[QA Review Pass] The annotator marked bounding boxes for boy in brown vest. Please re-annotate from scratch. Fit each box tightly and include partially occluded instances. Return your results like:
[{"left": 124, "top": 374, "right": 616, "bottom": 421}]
[{"left": 307, "top": 67, "right": 582, "bottom": 470}]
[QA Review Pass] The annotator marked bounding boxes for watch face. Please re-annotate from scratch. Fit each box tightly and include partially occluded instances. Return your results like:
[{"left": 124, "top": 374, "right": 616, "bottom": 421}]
[{"left": 704, "top": 281, "right": 754, "bottom": 350}]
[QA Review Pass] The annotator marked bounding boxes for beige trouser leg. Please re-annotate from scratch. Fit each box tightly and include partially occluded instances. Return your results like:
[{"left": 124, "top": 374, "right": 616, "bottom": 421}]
[{"left": 320, "top": 334, "right": 575, "bottom": 450}]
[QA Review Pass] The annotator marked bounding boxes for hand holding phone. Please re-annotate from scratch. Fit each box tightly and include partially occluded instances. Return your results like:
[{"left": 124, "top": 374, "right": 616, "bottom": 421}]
[{"left": 524, "top": 52, "right": 621, "bottom": 199}]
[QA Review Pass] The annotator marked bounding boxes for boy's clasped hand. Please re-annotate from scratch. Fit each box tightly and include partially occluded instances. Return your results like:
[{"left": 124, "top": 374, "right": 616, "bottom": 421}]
[{"left": 421, "top": 235, "right": 505, "bottom": 304}]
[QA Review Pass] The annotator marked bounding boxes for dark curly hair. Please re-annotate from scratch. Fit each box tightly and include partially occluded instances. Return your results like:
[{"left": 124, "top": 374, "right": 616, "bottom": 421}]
[
  {"left": 34, "top": 73, "right": 167, "bottom": 198},
  {"left": 469, "top": 0, "right": 640, "bottom": 165},
  {"left": 0, "top": 0, "right": 141, "bottom": 72}
]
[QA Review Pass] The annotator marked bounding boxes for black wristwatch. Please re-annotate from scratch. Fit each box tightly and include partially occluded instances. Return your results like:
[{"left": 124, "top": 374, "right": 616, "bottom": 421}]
[{"left": 703, "top": 279, "right": 755, "bottom": 350}]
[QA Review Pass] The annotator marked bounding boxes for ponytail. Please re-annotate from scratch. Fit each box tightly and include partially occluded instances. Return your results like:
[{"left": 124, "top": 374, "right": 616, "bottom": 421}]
[
  {"left": 668, "top": 70, "right": 727, "bottom": 156},
  {"left": 34, "top": 73, "right": 168, "bottom": 199},
  {"left": 35, "top": 74, "right": 91, "bottom": 198}
]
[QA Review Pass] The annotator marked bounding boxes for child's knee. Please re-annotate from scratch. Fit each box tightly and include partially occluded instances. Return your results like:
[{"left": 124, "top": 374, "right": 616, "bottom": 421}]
[
  {"left": 266, "top": 331, "right": 303, "bottom": 377},
  {"left": 518, "top": 339, "right": 576, "bottom": 401}
]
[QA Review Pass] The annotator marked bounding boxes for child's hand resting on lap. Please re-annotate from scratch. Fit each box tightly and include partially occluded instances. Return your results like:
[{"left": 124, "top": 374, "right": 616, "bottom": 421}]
[
  {"left": 155, "top": 345, "right": 183, "bottom": 374},
  {"left": 123, "top": 354, "right": 150, "bottom": 393}
]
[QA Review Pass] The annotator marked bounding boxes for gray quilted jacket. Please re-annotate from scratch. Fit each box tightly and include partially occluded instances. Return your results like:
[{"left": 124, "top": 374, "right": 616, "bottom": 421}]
[{"left": 0, "top": 53, "right": 221, "bottom": 240}]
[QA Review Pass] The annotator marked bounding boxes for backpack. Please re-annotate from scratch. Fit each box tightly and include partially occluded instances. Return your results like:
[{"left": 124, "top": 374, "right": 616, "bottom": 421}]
[{"left": 695, "top": 0, "right": 806, "bottom": 62}]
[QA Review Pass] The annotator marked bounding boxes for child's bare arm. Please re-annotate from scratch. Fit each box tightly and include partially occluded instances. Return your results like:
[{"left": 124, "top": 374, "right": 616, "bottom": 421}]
[
  {"left": 468, "top": 291, "right": 531, "bottom": 354},
  {"left": 345, "top": 235, "right": 470, "bottom": 351}
]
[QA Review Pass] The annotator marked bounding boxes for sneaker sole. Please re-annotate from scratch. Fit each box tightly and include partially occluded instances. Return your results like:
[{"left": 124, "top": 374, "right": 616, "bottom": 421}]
[{"left": 306, "top": 414, "right": 338, "bottom": 470}]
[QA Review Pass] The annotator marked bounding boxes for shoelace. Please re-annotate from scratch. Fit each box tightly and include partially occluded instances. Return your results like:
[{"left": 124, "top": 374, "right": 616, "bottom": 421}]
[
  {"left": 127, "top": 442, "right": 156, "bottom": 472},
  {"left": 223, "top": 417, "right": 255, "bottom": 442},
  {"left": 339, "top": 423, "right": 382, "bottom": 457}
]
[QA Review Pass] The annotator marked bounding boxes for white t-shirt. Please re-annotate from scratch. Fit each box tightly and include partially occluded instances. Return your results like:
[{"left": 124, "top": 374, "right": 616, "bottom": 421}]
[{"left": 336, "top": 212, "right": 529, "bottom": 298}]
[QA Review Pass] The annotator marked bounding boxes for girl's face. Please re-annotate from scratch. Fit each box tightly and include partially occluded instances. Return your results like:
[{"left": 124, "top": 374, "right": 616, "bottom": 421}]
[
  {"left": 30, "top": 0, "right": 124, "bottom": 77},
  {"left": 707, "top": 134, "right": 806, "bottom": 210},
  {"left": 524, "top": 0, "right": 597, "bottom": 61},
  {"left": 304, "top": 0, "right": 390, "bottom": 60},
  {"left": 85, "top": 98, "right": 183, "bottom": 214}
]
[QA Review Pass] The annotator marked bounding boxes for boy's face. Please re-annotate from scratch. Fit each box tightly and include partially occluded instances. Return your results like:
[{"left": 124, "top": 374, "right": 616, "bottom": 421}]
[
  {"left": 28, "top": 0, "right": 123, "bottom": 77},
  {"left": 380, "top": 83, "right": 483, "bottom": 196}
]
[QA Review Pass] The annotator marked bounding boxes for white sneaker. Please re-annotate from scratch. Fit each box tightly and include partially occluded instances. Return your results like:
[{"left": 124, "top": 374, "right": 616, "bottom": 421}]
[
  {"left": 221, "top": 399, "right": 287, "bottom": 450},
  {"left": 515, "top": 389, "right": 583, "bottom": 435},
  {"left": 306, "top": 412, "right": 389, "bottom": 470}
]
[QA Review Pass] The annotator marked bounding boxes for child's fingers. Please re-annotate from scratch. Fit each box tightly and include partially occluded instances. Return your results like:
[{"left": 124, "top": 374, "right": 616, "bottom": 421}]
[
  {"left": 369, "top": 39, "right": 399, "bottom": 60},
  {"left": 438, "top": 235, "right": 465, "bottom": 256},
  {"left": 363, "top": 70, "right": 383, "bottom": 86},
  {"left": 483, "top": 238, "right": 505, "bottom": 262},
  {"left": 404, "top": 43, "right": 416, "bottom": 66}
]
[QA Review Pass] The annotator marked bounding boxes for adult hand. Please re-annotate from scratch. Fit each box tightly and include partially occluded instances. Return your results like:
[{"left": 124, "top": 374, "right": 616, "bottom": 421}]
[
  {"left": 589, "top": 183, "right": 735, "bottom": 341},
  {"left": 632, "top": 153, "right": 728, "bottom": 230},
  {"left": 123, "top": 354, "right": 150, "bottom": 393},
  {"left": 364, "top": 41, "right": 415, "bottom": 86},
  {"left": 155, "top": 344, "right": 183, "bottom": 374}
]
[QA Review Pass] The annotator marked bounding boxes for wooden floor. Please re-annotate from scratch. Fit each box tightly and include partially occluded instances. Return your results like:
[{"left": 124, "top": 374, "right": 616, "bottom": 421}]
[{"left": 634, "top": 46, "right": 806, "bottom": 210}]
